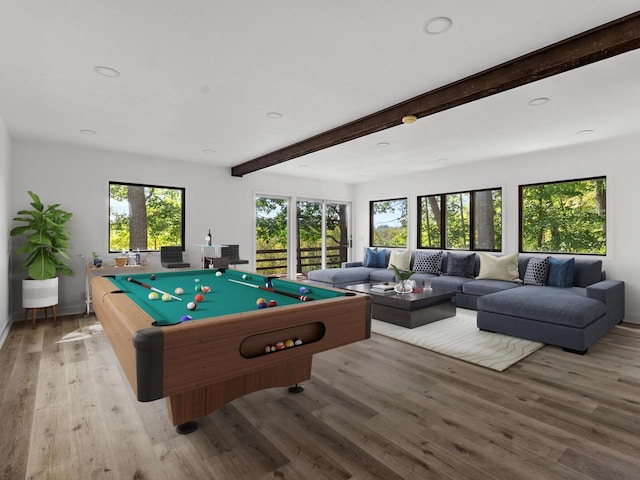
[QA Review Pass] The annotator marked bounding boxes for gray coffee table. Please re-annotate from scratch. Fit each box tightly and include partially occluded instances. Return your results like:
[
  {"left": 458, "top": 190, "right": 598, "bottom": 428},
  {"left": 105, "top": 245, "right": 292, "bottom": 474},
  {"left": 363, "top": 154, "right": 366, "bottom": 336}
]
[{"left": 344, "top": 283, "right": 457, "bottom": 328}]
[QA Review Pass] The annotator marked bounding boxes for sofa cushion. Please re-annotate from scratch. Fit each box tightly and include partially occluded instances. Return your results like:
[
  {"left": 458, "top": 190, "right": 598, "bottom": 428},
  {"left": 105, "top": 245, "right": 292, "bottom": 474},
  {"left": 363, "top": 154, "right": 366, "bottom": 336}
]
[
  {"left": 307, "top": 267, "right": 374, "bottom": 286},
  {"left": 413, "top": 250, "right": 442, "bottom": 274},
  {"left": 547, "top": 257, "right": 574, "bottom": 288},
  {"left": 573, "top": 258, "right": 603, "bottom": 287},
  {"left": 462, "top": 279, "right": 521, "bottom": 297},
  {"left": 431, "top": 275, "right": 474, "bottom": 292},
  {"left": 476, "top": 252, "right": 521, "bottom": 282},
  {"left": 387, "top": 249, "right": 411, "bottom": 271},
  {"left": 477, "top": 286, "right": 606, "bottom": 328},
  {"left": 369, "top": 269, "right": 398, "bottom": 283},
  {"left": 523, "top": 256, "right": 550, "bottom": 286},
  {"left": 364, "top": 248, "right": 387, "bottom": 268},
  {"left": 445, "top": 252, "right": 476, "bottom": 278}
]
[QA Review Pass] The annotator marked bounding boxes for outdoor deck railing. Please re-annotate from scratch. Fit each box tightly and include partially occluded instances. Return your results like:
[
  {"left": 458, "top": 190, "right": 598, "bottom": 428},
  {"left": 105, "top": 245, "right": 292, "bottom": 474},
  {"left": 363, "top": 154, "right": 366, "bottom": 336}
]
[{"left": 256, "top": 246, "right": 347, "bottom": 275}]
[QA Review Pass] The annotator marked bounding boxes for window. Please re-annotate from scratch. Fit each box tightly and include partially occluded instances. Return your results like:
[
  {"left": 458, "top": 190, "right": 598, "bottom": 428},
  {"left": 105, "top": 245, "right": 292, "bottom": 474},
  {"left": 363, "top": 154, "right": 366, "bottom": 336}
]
[
  {"left": 370, "top": 198, "right": 407, "bottom": 247},
  {"left": 520, "top": 177, "right": 606, "bottom": 255},
  {"left": 418, "top": 188, "right": 501, "bottom": 251},
  {"left": 109, "top": 182, "right": 185, "bottom": 252}
]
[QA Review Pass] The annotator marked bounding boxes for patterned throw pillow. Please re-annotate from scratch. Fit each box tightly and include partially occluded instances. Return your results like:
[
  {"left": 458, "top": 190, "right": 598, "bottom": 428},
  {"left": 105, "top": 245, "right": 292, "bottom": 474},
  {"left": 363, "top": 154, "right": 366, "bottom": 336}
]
[
  {"left": 413, "top": 251, "right": 443, "bottom": 274},
  {"left": 523, "top": 256, "right": 550, "bottom": 286}
]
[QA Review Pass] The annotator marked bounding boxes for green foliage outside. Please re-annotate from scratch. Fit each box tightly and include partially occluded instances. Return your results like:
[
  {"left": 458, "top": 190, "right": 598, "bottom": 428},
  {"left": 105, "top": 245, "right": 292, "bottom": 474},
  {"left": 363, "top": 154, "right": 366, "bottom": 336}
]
[
  {"left": 255, "top": 197, "right": 348, "bottom": 275},
  {"left": 109, "top": 184, "right": 184, "bottom": 252},
  {"left": 521, "top": 178, "right": 606, "bottom": 254},
  {"left": 371, "top": 199, "right": 407, "bottom": 247}
]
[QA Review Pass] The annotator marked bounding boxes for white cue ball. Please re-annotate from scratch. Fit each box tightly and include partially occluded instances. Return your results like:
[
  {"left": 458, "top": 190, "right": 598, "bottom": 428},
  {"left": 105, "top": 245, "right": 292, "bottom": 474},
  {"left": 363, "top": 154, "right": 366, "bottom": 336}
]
[{"left": 215, "top": 271, "right": 222, "bottom": 277}]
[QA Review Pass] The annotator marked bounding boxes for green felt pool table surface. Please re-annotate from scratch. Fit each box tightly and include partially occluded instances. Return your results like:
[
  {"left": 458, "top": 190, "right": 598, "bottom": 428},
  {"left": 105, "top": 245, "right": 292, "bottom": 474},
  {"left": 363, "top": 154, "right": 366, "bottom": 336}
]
[{"left": 105, "top": 269, "right": 344, "bottom": 325}]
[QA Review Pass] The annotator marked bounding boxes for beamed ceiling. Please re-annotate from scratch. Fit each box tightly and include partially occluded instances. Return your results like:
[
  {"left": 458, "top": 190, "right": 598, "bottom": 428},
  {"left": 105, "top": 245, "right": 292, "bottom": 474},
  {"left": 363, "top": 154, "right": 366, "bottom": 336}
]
[{"left": 1, "top": 1, "right": 639, "bottom": 183}]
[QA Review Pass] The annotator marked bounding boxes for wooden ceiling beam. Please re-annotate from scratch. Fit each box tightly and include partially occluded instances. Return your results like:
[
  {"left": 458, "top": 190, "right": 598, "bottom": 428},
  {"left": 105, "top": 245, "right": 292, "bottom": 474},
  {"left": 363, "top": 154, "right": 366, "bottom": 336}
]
[{"left": 232, "top": 11, "right": 640, "bottom": 177}]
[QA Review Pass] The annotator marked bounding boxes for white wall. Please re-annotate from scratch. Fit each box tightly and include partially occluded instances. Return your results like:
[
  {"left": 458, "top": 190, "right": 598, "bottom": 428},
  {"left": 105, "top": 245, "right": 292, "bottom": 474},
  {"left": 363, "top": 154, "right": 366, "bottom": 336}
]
[
  {"left": 354, "top": 133, "right": 640, "bottom": 324},
  {"left": 0, "top": 117, "right": 12, "bottom": 346},
  {"left": 9, "top": 139, "right": 353, "bottom": 320}
]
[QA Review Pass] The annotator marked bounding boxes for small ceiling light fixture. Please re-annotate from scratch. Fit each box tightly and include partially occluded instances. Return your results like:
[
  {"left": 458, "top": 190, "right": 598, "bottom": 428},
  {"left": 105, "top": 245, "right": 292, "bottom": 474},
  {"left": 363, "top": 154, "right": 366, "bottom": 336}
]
[
  {"left": 377, "top": 141, "right": 390, "bottom": 147},
  {"left": 94, "top": 66, "right": 121, "bottom": 78},
  {"left": 80, "top": 129, "right": 97, "bottom": 135},
  {"left": 424, "top": 16, "right": 453, "bottom": 35},
  {"left": 203, "top": 149, "right": 216, "bottom": 154},
  {"left": 436, "top": 158, "right": 448, "bottom": 164},
  {"left": 266, "top": 112, "right": 283, "bottom": 119},
  {"left": 298, "top": 164, "right": 309, "bottom": 168},
  {"left": 402, "top": 115, "right": 417, "bottom": 124},
  {"left": 529, "top": 97, "right": 550, "bottom": 106},
  {"left": 577, "top": 129, "right": 595, "bottom": 135}
]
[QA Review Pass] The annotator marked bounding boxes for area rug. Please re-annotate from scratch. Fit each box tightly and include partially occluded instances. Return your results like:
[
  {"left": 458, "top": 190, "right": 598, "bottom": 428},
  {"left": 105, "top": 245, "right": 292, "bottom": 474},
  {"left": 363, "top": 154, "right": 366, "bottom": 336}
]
[{"left": 371, "top": 309, "right": 544, "bottom": 371}]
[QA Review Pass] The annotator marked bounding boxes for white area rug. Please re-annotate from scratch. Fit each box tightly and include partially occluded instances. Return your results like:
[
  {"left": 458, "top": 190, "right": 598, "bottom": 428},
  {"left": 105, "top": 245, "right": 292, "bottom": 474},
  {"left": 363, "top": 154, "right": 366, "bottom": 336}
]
[{"left": 371, "top": 309, "right": 544, "bottom": 371}]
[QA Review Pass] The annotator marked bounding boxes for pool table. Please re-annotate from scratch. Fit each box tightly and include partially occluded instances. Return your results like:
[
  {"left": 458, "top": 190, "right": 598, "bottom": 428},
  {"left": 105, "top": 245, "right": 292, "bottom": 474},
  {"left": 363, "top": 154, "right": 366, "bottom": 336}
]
[{"left": 91, "top": 269, "right": 371, "bottom": 432}]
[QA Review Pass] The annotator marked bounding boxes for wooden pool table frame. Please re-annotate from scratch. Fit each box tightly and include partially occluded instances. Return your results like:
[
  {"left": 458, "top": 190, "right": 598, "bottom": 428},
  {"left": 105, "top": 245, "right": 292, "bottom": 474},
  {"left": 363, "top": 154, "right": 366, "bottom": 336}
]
[{"left": 91, "top": 275, "right": 371, "bottom": 429}]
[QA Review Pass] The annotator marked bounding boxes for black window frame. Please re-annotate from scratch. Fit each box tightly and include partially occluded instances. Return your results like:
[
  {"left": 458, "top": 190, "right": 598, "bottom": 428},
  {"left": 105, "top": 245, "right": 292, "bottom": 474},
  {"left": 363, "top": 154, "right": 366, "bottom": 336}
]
[
  {"left": 108, "top": 181, "right": 186, "bottom": 253},
  {"left": 417, "top": 187, "right": 502, "bottom": 252},
  {"left": 519, "top": 176, "right": 606, "bottom": 255},
  {"left": 369, "top": 197, "right": 408, "bottom": 248}
]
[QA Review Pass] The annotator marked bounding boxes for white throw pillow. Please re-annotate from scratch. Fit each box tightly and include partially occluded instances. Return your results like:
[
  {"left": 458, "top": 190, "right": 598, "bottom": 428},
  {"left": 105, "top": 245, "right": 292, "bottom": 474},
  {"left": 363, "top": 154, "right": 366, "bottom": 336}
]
[
  {"left": 387, "top": 249, "right": 411, "bottom": 271},
  {"left": 476, "top": 252, "right": 521, "bottom": 283}
]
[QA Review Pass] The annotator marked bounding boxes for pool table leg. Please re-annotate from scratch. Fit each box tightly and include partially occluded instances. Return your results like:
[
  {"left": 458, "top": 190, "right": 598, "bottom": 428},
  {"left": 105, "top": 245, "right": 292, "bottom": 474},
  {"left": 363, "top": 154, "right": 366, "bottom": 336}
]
[{"left": 167, "top": 356, "right": 313, "bottom": 432}]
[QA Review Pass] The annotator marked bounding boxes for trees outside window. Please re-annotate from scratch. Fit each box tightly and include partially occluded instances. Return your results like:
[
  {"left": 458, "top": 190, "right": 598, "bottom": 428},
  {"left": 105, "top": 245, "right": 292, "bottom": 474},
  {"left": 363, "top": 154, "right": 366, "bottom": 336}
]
[
  {"left": 370, "top": 198, "right": 407, "bottom": 247},
  {"left": 418, "top": 188, "right": 501, "bottom": 251},
  {"left": 109, "top": 182, "right": 185, "bottom": 252},
  {"left": 520, "top": 177, "right": 606, "bottom": 254}
]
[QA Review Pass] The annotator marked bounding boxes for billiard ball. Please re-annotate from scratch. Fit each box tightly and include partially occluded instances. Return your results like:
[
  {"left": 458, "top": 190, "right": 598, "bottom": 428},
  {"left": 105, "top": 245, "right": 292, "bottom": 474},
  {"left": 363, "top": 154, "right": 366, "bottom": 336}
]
[
  {"left": 215, "top": 271, "right": 223, "bottom": 277},
  {"left": 242, "top": 274, "right": 248, "bottom": 280},
  {"left": 150, "top": 274, "right": 156, "bottom": 280},
  {"left": 264, "top": 344, "right": 275, "bottom": 354},
  {"left": 148, "top": 292, "right": 159, "bottom": 300},
  {"left": 194, "top": 285, "right": 202, "bottom": 292},
  {"left": 268, "top": 300, "right": 277, "bottom": 307},
  {"left": 162, "top": 293, "right": 172, "bottom": 302},
  {"left": 265, "top": 281, "right": 273, "bottom": 288},
  {"left": 257, "top": 301, "right": 268, "bottom": 309},
  {"left": 201, "top": 285, "right": 211, "bottom": 293},
  {"left": 194, "top": 278, "right": 200, "bottom": 283},
  {"left": 256, "top": 297, "right": 266, "bottom": 306},
  {"left": 284, "top": 339, "right": 294, "bottom": 348},
  {"left": 293, "top": 338, "right": 303, "bottom": 346},
  {"left": 274, "top": 341, "right": 285, "bottom": 351},
  {"left": 299, "top": 287, "right": 310, "bottom": 294},
  {"left": 194, "top": 293, "right": 205, "bottom": 302},
  {"left": 186, "top": 301, "right": 197, "bottom": 310},
  {"left": 180, "top": 315, "right": 193, "bottom": 322},
  {"left": 174, "top": 287, "right": 184, "bottom": 295}
]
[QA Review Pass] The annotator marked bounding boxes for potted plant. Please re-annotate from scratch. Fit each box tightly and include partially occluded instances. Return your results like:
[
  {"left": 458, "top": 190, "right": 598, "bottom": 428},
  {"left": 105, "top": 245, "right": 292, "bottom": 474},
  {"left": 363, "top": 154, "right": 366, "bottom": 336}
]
[
  {"left": 10, "top": 191, "right": 73, "bottom": 309},
  {"left": 391, "top": 264, "right": 415, "bottom": 294}
]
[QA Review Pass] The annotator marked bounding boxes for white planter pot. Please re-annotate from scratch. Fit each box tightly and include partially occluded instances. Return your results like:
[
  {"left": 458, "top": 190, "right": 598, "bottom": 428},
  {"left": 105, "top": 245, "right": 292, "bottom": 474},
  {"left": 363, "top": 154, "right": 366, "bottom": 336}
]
[{"left": 22, "top": 277, "right": 58, "bottom": 308}]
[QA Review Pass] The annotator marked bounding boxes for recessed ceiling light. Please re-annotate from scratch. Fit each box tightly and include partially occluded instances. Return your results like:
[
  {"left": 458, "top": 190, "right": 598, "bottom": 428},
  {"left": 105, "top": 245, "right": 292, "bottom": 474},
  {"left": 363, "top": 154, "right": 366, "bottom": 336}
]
[
  {"left": 436, "top": 158, "right": 448, "bottom": 164},
  {"left": 94, "top": 66, "right": 121, "bottom": 78},
  {"left": 423, "top": 17, "right": 452, "bottom": 35},
  {"left": 529, "top": 97, "right": 550, "bottom": 106},
  {"left": 577, "top": 129, "right": 595, "bottom": 135},
  {"left": 203, "top": 149, "right": 216, "bottom": 154},
  {"left": 80, "top": 129, "right": 96, "bottom": 135},
  {"left": 377, "top": 142, "right": 390, "bottom": 147},
  {"left": 266, "top": 112, "right": 283, "bottom": 119}
]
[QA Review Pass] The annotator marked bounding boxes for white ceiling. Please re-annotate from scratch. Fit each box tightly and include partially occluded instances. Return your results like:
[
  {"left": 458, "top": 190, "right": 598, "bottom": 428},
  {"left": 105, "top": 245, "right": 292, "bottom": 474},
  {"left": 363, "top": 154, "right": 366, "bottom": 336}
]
[{"left": 1, "top": 1, "right": 639, "bottom": 184}]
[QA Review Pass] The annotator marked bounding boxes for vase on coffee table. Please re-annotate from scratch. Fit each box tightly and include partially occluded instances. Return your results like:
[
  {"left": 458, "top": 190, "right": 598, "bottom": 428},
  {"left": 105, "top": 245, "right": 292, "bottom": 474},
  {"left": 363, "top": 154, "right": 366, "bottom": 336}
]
[{"left": 394, "top": 280, "right": 414, "bottom": 294}]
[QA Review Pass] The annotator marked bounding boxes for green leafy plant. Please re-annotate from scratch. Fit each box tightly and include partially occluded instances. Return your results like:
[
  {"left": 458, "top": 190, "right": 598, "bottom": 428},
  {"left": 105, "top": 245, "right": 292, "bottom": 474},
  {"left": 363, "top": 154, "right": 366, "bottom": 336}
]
[
  {"left": 390, "top": 264, "right": 414, "bottom": 282},
  {"left": 10, "top": 191, "right": 73, "bottom": 280}
]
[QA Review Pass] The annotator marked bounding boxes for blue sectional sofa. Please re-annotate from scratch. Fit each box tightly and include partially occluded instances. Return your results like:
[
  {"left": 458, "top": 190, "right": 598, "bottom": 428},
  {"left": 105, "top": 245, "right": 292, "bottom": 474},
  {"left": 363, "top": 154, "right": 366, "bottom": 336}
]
[{"left": 307, "top": 249, "right": 625, "bottom": 354}]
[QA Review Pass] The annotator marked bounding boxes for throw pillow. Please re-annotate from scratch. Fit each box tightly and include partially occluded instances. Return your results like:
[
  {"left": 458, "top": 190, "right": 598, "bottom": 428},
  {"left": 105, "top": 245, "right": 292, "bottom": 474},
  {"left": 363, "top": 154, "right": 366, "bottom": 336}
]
[
  {"left": 523, "top": 256, "right": 550, "bottom": 286},
  {"left": 547, "top": 257, "right": 575, "bottom": 288},
  {"left": 387, "top": 250, "right": 411, "bottom": 271},
  {"left": 413, "top": 250, "right": 443, "bottom": 274},
  {"left": 363, "top": 247, "right": 387, "bottom": 268},
  {"left": 445, "top": 252, "right": 476, "bottom": 278},
  {"left": 476, "top": 252, "right": 521, "bottom": 283}
]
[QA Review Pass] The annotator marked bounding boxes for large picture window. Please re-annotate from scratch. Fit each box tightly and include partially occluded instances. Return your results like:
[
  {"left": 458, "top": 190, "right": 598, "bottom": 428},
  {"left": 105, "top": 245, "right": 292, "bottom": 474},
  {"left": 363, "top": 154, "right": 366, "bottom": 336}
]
[
  {"left": 109, "top": 182, "right": 185, "bottom": 252},
  {"left": 370, "top": 198, "right": 407, "bottom": 247},
  {"left": 418, "top": 188, "right": 501, "bottom": 251},
  {"left": 520, "top": 177, "right": 606, "bottom": 255}
]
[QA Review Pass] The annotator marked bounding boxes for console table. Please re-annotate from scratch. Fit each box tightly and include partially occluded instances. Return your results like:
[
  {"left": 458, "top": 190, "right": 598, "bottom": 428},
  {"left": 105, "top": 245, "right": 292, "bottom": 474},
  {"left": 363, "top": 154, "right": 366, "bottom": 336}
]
[{"left": 195, "top": 243, "right": 227, "bottom": 269}]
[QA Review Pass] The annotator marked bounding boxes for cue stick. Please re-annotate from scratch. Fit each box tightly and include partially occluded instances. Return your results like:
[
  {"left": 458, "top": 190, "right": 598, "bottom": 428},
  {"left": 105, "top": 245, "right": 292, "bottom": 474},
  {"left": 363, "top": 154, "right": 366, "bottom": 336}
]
[
  {"left": 228, "top": 278, "right": 314, "bottom": 301},
  {"left": 126, "top": 277, "right": 183, "bottom": 301}
]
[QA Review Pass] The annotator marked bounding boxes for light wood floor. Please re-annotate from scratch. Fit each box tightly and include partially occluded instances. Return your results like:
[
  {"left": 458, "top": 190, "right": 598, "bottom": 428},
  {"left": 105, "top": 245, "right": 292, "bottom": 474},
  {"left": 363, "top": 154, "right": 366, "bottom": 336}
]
[{"left": 1, "top": 313, "right": 639, "bottom": 480}]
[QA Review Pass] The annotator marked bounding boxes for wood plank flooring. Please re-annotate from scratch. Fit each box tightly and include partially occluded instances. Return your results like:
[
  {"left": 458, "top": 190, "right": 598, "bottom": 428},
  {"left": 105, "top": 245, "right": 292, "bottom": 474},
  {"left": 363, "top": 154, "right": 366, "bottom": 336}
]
[{"left": 1, "top": 314, "right": 639, "bottom": 480}]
